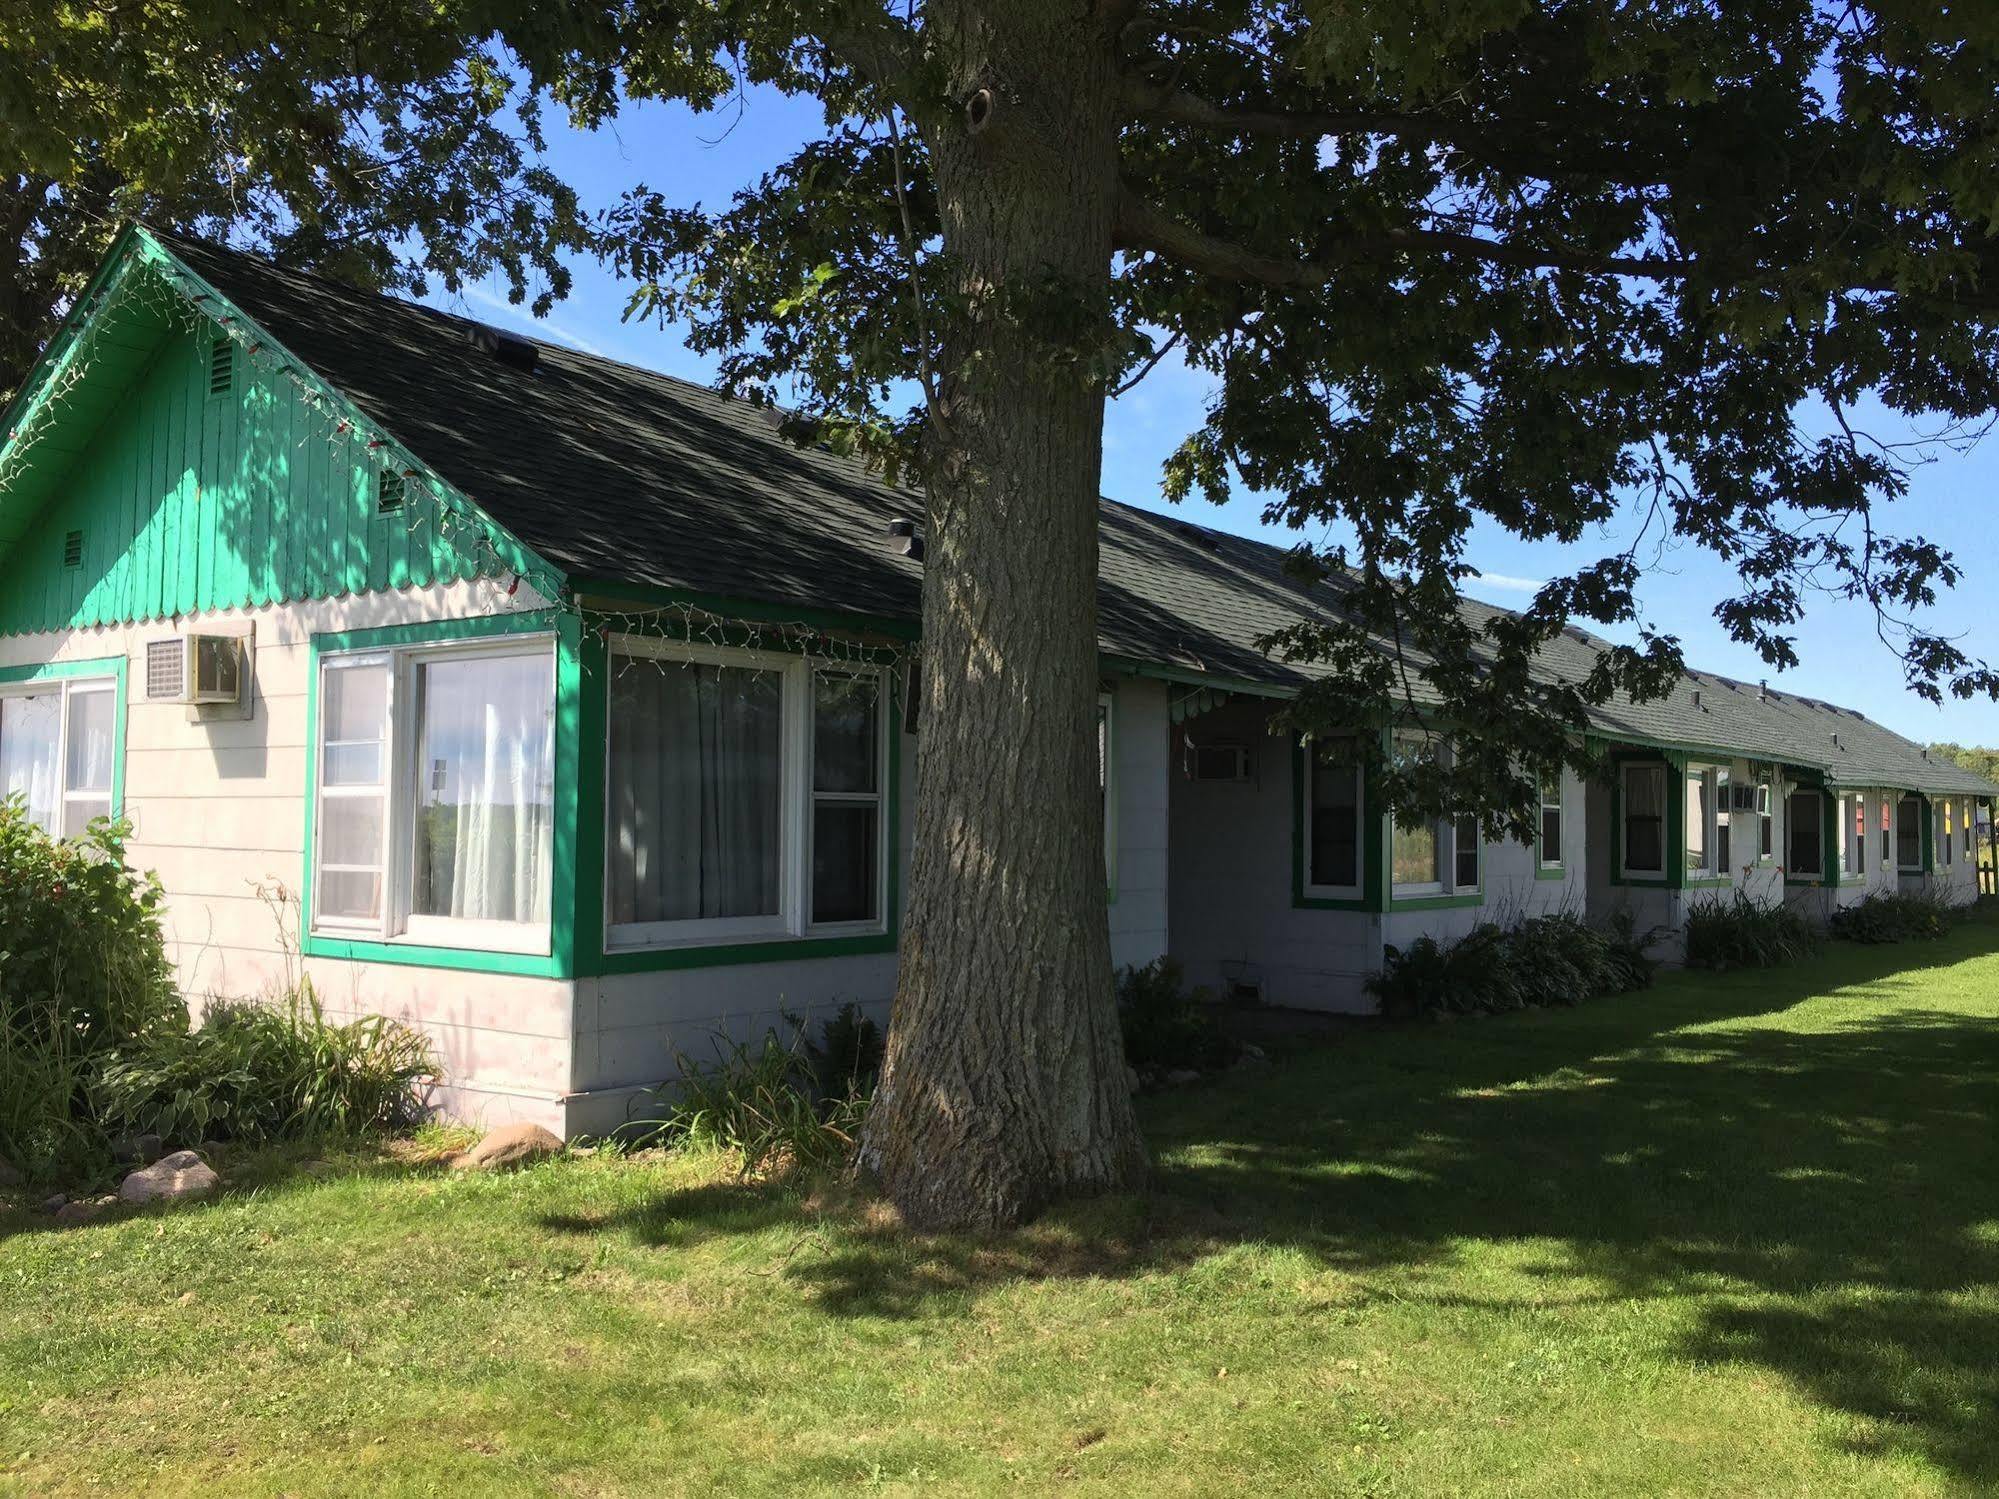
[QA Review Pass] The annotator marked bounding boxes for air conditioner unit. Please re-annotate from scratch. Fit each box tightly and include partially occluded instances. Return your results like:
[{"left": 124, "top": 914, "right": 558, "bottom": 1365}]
[
  {"left": 145, "top": 634, "right": 244, "bottom": 705},
  {"left": 1184, "top": 739, "right": 1252, "bottom": 783}
]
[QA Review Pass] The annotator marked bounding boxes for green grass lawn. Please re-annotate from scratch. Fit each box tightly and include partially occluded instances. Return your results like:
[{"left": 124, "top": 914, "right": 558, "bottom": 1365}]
[{"left": 7, "top": 912, "right": 1999, "bottom": 1497}]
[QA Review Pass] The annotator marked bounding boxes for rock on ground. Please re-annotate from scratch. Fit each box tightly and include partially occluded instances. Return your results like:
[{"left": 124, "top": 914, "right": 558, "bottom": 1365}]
[
  {"left": 456, "top": 1122, "right": 564, "bottom": 1171},
  {"left": 119, "top": 1150, "right": 220, "bottom": 1205},
  {"left": 54, "top": 1196, "right": 116, "bottom": 1225}
]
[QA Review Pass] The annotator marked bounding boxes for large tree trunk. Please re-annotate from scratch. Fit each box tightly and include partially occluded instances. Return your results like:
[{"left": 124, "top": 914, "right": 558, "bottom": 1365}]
[{"left": 857, "top": 1, "right": 1147, "bottom": 1230}]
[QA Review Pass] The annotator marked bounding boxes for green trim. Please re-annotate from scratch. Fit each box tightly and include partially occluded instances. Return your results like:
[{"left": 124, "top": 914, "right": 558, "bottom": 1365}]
[
  {"left": 300, "top": 610, "right": 574, "bottom": 978},
  {"left": 1534, "top": 867, "right": 1567, "bottom": 881},
  {"left": 595, "top": 931, "right": 898, "bottom": 975},
  {"left": 1534, "top": 775, "right": 1565, "bottom": 879},
  {"left": 1385, "top": 891, "right": 1487, "bottom": 911},
  {"left": 1607, "top": 750, "right": 1678, "bottom": 886},
  {"left": 1107, "top": 655, "right": 1296, "bottom": 702},
  {"left": 0, "top": 225, "right": 146, "bottom": 459},
  {"left": 0, "top": 654, "right": 129, "bottom": 819},
  {"left": 1291, "top": 735, "right": 1383, "bottom": 911}
]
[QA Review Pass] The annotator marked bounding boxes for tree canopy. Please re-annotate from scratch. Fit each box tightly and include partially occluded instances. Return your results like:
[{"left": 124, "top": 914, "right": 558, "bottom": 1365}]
[{"left": 0, "top": 1, "right": 593, "bottom": 402}]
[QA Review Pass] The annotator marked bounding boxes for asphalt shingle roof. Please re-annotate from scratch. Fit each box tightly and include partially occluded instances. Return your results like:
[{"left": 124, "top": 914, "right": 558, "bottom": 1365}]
[{"left": 154, "top": 231, "right": 1993, "bottom": 800}]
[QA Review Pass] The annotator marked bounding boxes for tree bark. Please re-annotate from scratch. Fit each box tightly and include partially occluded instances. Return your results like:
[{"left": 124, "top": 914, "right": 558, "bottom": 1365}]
[{"left": 857, "top": 0, "right": 1147, "bottom": 1230}]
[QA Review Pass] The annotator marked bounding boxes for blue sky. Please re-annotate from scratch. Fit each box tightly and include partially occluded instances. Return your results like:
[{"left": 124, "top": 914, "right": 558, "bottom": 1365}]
[{"left": 426, "top": 88, "right": 1999, "bottom": 747}]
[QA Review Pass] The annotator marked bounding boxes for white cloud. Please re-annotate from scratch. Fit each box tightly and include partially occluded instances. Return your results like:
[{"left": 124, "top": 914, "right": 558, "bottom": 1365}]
[
  {"left": 1472, "top": 572, "right": 1546, "bottom": 593},
  {"left": 459, "top": 285, "right": 612, "bottom": 358}
]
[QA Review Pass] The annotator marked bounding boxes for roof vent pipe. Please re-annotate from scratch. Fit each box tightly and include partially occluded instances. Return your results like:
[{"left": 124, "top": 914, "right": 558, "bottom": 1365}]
[
  {"left": 1691, "top": 688, "right": 1703, "bottom": 709},
  {"left": 1758, "top": 679, "right": 1768, "bottom": 701},
  {"left": 1831, "top": 731, "right": 1841, "bottom": 750}
]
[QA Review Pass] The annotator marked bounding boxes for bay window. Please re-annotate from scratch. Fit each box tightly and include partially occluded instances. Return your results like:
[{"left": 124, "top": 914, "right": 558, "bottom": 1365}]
[
  {"left": 1303, "top": 738, "right": 1363, "bottom": 898},
  {"left": 605, "top": 638, "right": 889, "bottom": 949},
  {"left": 1621, "top": 762, "right": 1667, "bottom": 878},
  {"left": 312, "top": 636, "right": 555, "bottom": 950},
  {"left": 0, "top": 676, "right": 116, "bottom": 837},
  {"left": 1787, "top": 789, "right": 1823, "bottom": 877}
]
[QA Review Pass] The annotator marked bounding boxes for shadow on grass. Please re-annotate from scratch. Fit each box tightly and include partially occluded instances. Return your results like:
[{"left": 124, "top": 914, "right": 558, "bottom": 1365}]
[{"left": 543, "top": 916, "right": 1999, "bottom": 1486}]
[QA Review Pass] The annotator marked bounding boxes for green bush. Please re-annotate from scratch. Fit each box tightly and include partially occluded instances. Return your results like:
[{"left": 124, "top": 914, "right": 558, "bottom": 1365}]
[
  {"left": 1367, "top": 912, "right": 1655, "bottom": 1020},
  {"left": 0, "top": 803, "right": 182, "bottom": 1178},
  {"left": 807, "top": 1002, "right": 885, "bottom": 1099},
  {"left": 93, "top": 981, "right": 434, "bottom": 1146},
  {"left": 635, "top": 1016, "right": 871, "bottom": 1177},
  {"left": 1829, "top": 889, "right": 1957, "bottom": 945},
  {"left": 1684, "top": 890, "right": 1823, "bottom": 971},
  {"left": 1117, "top": 957, "right": 1237, "bottom": 1072}
]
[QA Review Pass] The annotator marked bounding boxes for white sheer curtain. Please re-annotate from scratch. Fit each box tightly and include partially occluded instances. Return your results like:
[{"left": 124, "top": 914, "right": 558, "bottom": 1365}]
[
  {"left": 0, "top": 693, "right": 62, "bottom": 832},
  {"left": 412, "top": 651, "right": 554, "bottom": 923},
  {"left": 609, "top": 657, "right": 783, "bottom": 925},
  {"left": 62, "top": 688, "right": 115, "bottom": 835}
]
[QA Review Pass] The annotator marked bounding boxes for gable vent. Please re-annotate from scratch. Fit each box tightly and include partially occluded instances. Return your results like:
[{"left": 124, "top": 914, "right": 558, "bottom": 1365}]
[
  {"left": 208, "top": 335, "right": 234, "bottom": 396},
  {"left": 376, "top": 468, "right": 407, "bottom": 515},
  {"left": 62, "top": 529, "right": 83, "bottom": 568}
]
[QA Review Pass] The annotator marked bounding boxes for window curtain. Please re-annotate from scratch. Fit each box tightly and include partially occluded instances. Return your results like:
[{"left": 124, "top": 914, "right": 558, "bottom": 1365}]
[
  {"left": 413, "top": 653, "right": 554, "bottom": 923},
  {"left": 0, "top": 693, "right": 62, "bottom": 832},
  {"left": 610, "top": 659, "right": 783, "bottom": 924},
  {"left": 62, "top": 689, "right": 115, "bottom": 834}
]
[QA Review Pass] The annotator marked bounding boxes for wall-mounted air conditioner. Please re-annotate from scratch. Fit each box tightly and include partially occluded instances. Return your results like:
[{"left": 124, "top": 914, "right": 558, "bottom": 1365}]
[{"left": 144, "top": 634, "right": 245, "bottom": 705}]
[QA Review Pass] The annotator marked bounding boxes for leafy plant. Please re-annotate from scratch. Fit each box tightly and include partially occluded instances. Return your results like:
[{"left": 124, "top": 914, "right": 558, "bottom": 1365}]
[
  {"left": 1830, "top": 890, "right": 1957, "bottom": 945},
  {"left": 806, "top": 1002, "right": 885, "bottom": 1100},
  {"left": 1117, "top": 958, "right": 1237, "bottom": 1073},
  {"left": 1368, "top": 912, "right": 1654, "bottom": 1021},
  {"left": 634, "top": 1019, "right": 870, "bottom": 1178},
  {"left": 1684, "top": 891, "right": 1823, "bottom": 971},
  {"left": 92, "top": 982, "right": 433, "bottom": 1147}
]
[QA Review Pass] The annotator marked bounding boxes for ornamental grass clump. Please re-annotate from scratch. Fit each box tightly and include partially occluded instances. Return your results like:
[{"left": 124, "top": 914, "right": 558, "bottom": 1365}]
[
  {"left": 1683, "top": 890, "right": 1823, "bottom": 971},
  {"left": 1830, "top": 889, "right": 1958, "bottom": 945}
]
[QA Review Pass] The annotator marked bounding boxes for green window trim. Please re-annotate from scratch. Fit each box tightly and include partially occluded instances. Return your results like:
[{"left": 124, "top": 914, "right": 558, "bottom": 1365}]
[
  {"left": 0, "top": 654, "right": 129, "bottom": 823},
  {"left": 1609, "top": 750, "right": 1678, "bottom": 886},
  {"left": 1535, "top": 773, "right": 1566, "bottom": 880},
  {"left": 300, "top": 609, "right": 580, "bottom": 978},
  {"left": 1291, "top": 734, "right": 1383, "bottom": 912},
  {"left": 572, "top": 617, "right": 906, "bottom": 978}
]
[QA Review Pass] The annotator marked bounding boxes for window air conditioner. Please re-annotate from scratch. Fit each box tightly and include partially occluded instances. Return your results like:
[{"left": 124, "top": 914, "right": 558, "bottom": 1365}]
[{"left": 145, "top": 634, "right": 244, "bottom": 705}]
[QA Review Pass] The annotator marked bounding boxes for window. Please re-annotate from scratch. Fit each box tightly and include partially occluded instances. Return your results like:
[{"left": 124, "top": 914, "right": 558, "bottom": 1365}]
[
  {"left": 1389, "top": 734, "right": 1478, "bottom": 898},
  {"left": 1303, "top": 740, "right": 1362, "bottom": 897},
  {"left": 1685, "top": 766, "right": 1727, "bottom": 878},
  {"left": 1963, "top": 801, "right": 1973, "bottom": 860},
  {"left": 1757, "top": 781, "right": 1774, "bottom": 860},
  {"left": 312, "top": 637, "right": 555, "bottom": 950},
  {"left": 0, "top": 677, "right": 115, "bottom": 837},
  {"left": 1787, "top": 789, "right": 1823, "bottom": 877},
  {"left": 605, "top": 639, "right": 889, "bottom": 949},
  {"left": 1843, "top": 793, "right": 1866, "bottom": 877},
  {"left": 1537, "top": 774, "right": 1563, "bottom": 872},
  {"left": 1622, "top": 762, "right": 1667, "bottom": 877},
  {"left": 1897, "top": 794, "right": 1923, "bottom": 871},
  {"left": 1942, "top": 800, "right": 1955, "bottom": 866},
  {"left": 1879, "top": 797, "right": 1891, "bottom": 869}
]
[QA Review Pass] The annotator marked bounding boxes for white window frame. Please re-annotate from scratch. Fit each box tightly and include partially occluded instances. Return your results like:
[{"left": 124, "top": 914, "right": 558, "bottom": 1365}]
[
  {"left": 1301, "top": 735, "right": 1364, "bottom": 900},
  {"left": 602, "top": 635, "right": 891, "bottom": 953},
  {"left": 1388, "top": 734, "right": 1479, "bottom": 900},
  {"left": 311, "top": 634, "right": 558, "bottom": 955},
  {"left": 0, "top": 675, "right": 117, "bottom": 837},
  {"left": 1620, "top": 761, "right": 1668, "bottom": 880},
  {"left": 1684, "top": 764, "right": 1728, "bottom": 880},
  {"left": 1895, "top": 793, "right": 1924, "bottom": 873},
  {"left": 1941, "top": 799, "right": 1955, "bottom": 866},
  {"left": 1756, "top": 780, "right": 1774, "bottom": 862},
  {"left": 1841, "top": 793, "right": 1866, "bottom": 877},
  {"left": 1536, "top": 772, "right": 1563, "bottom": 872}
]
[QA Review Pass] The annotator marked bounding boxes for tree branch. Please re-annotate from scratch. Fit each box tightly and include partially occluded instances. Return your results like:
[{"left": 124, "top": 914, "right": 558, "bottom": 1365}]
[
  {"left": 1113, "top": 185, "right": 1697, "bottom": 286},
  {"left": 1122, "top": 80, "right": 1428, "bottom": 141}
]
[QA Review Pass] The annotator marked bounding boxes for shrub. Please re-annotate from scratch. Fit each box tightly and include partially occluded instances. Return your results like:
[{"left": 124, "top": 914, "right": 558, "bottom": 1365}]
[
  {"left": 807, "top": 1002, "right": 885, "bottom": 1099},
  {"left": 1684, "top": 890, "right": 1823, "bottom": 971},
  {"left": 0, "top": 804, "right": 183, "bottom": 1178},
  {"left": 1117, "top": 957, "right": 1237, "bottom": 1072},
  {"left": 1367, "top": 912, "right": 1654, "bottom": 1020},
  {"left": 1830, "top": 889, "right": 1956, "bottom": 945},
  {"left": 92, "top": 980, "right": 434, "bottom": 1147},
  {"left": 635, "top": 1017, "right": 871, "bottom": 1177}
]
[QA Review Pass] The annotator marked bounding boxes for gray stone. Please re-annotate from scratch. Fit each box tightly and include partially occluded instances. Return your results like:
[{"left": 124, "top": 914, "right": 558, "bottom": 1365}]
[
  {"left": 54, "top": 1196, "right": 114, "bottom": 1225},
  {"left": 118, "top": 1150, "right": 220, "bottom": 1205},
  {"left": 111, "top": 1132, "right": 165, "bottom": 1165},
  {"left": 456, "top": 1121, "right": 564, "bottom": 1171},
  {"left": 1164, "top": 1068, "right": 1203, "bottom": 1086},
  {"left": 40, "top": 1193, "right": 68, "bottom": 1215}
]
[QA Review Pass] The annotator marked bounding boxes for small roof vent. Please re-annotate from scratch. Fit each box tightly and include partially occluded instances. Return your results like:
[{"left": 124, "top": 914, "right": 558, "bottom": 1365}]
[
  {"left": 467, "top": 323, "right": 539, "bottom": 374},
  {"left": 62, "top": 529, "right": 83, "bottom": 569},
  {"left": 377, "top": 469, "right": 407, "bottom": 515}
]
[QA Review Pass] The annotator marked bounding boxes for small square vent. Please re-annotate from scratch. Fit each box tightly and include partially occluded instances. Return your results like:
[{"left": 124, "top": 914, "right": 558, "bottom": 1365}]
[
  {"left": 376, "top": 468, "right": 406, "bottom": 515},
  {"left": 208, "top": 336, "right": 234, "bottom": 397},
  {"left": 146, "top": 638, "right": 185, "bottom": 700},
  {"left": 62, "top": 529, "right": 83, "bottom": 568}
]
